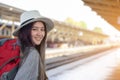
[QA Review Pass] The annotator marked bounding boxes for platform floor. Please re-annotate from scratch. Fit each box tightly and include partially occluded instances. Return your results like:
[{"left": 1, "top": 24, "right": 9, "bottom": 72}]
[
  {"left": 48, "top": 48, "right": 120, "bottom": 80},
  {"left": 107, "top": 63, "right": 120, "bottom": 80}
]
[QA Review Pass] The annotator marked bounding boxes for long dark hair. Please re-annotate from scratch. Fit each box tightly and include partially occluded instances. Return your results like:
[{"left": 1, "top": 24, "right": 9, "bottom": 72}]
[{"left": 17, "top": 22, "right": 33, "bottom": 52}]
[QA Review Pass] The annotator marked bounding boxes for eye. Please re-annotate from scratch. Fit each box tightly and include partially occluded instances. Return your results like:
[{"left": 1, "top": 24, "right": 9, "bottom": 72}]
[
  {"left": 32, "top": 28, "right": 37, "bottom": 31},
  {"left": 41, "top": 28, "right": 45, "bottom": 31}
]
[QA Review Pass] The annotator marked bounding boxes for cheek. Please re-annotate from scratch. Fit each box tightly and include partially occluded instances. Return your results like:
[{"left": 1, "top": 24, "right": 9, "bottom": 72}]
[
  {"left": 31, "top": 31, "right": 36, "bottom": 41},
  {"left": 43, "top": 32, "right": 46, "bottom": 37},
  {"left": 31, "top": 30, "right": 34, "bottom": 34},
  {"left": 31, "top": 31, "right": 36, "bottom": 37}
]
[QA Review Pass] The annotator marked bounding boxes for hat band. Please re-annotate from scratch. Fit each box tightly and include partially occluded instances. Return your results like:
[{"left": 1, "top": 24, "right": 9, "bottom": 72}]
[{"left": 21, "top": 18, "right": 34, "bottom": 26}]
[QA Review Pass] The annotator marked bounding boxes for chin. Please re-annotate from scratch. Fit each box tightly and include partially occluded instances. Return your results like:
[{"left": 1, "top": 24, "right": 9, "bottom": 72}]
[
  {"left": 35, "top": 43, "right": 40, "bottom": 45},
  {"left": 35, "top": 42, "right": 41, "bottom": 45}
]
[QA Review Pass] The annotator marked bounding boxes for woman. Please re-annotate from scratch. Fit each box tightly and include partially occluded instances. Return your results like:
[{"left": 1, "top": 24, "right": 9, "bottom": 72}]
[{"left": 13, "top": 10, "right": 54, "bottom": 80}]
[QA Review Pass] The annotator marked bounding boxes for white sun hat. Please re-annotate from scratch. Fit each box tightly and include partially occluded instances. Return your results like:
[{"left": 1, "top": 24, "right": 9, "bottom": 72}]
[{"left": 13, "top": 10, "right": 54, "bottom": 36}]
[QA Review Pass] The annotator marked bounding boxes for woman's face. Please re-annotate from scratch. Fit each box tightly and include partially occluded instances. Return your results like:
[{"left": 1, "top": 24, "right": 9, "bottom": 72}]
[{"left": 31, "top": 21, "right": 45, "bottom": 45}]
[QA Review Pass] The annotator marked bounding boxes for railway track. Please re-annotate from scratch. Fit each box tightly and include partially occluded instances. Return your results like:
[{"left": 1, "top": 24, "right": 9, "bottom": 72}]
[{"left": 45, "top": 45, "right": 119, "bottom": 71}]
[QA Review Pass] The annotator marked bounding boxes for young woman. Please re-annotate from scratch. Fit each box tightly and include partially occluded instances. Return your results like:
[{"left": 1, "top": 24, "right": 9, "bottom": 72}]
[{"left": 13, "top": 10, "right": 54, "bottom": 80}]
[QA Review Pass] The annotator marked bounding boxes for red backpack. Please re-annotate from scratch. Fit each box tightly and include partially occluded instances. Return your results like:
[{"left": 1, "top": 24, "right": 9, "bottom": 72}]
[{"left": 0, "top": 38, "right": 20, "bottom": 79}]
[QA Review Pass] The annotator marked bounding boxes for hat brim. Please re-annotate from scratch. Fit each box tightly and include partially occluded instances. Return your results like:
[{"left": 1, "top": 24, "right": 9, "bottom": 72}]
[{"left": 13, "top": 18, "right": 54, "bottom": 36}]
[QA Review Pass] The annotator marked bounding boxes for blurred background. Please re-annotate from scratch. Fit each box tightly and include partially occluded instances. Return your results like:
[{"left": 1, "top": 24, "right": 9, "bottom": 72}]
[
  {"left": 0, "top": 0, "right": 120, "bottom": 48},
  {"left": 1, "top": 0, "right": 120, "bottom": 80}
]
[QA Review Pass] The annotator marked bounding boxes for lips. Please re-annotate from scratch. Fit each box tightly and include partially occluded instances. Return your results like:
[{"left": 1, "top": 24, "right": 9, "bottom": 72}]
[
  {"left": 35, "top": 38, "right": 41, "bottom": 41},
  {"left": 35, "top": 37, "right": 43, "bottom": 41}
]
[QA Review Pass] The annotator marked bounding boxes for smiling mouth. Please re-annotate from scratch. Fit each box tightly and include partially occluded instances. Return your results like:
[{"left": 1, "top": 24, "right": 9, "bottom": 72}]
[{"left": 35, "top": 37, "right": 42, "bottom": 41}]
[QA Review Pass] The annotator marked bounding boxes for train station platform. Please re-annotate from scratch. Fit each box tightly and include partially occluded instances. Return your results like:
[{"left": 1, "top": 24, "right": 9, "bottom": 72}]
[{"left": 47, "top": 47, "right": 120, "bottom": 80}]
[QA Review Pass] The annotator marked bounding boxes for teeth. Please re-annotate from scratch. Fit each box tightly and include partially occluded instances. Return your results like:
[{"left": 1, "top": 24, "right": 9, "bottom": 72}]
[
  {"left": 35, "top": 38, "right": 40, "bottom": 39},
  {"left": 36, "top": 39, "right": 41, "bottom": 41}
]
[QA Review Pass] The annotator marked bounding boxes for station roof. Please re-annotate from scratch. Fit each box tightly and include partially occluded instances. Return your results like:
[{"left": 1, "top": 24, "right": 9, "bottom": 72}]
[
  {"left": 83, "top": 0, "right": 120, "bottom": 31},
  {"left": 0, "top": 3, "right": 24, "bottom": 22},
  {"left": 0, "top": 3, "right": 108, "bottom": 43},
  {"left": 1, "top": 1, "right": 120, "bottom": 31}
]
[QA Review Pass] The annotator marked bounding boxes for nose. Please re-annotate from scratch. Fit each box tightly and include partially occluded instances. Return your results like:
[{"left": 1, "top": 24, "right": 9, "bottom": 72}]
[
  {"left": 37, "top": 31, "right": 41, "bottom": 35},
  {"left": 36, "top": 29, "right": 43, "bottom": 36}
]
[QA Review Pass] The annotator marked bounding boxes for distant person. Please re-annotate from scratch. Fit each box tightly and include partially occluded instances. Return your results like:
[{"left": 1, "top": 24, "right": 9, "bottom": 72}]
[{"left": 0, "top": 10, "right": 54, "bottom": 80}]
